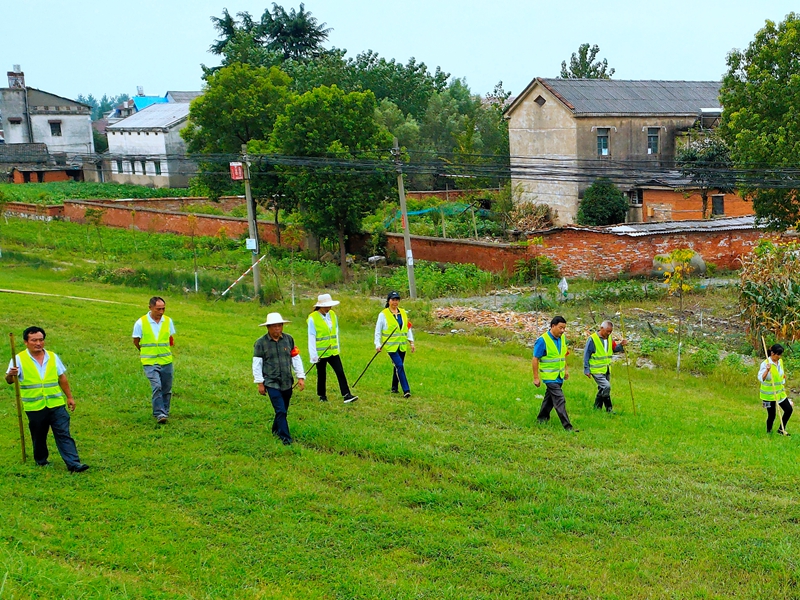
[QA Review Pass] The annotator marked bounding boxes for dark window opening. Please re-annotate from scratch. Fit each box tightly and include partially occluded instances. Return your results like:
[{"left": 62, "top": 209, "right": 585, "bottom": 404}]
[
  {"left": 712, "top": 194, "right": 725, "bottom": 216},
  {"left": 647, "top": 127, "right": 659, "bottom": 155},
  {"left": 154, "top": 161, "right": 162, "bottom": 175},
  {"left": 597, "top": 128, "right": 610, "bottom": 156},
  {"left": 534, "top": 95, "right": 546, "bottom": 107},
  {"left": 49, "top": 122, "right": 62, "bottom": 136}
]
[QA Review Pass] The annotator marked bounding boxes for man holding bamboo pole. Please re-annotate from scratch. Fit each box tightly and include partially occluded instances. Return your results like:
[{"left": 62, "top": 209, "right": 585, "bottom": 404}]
[
  {"left": 5, "top": 326, "right": 89, "bottom": 472},
  {"left": 583, "top": 321, "right": 627, "bottom": 413}
]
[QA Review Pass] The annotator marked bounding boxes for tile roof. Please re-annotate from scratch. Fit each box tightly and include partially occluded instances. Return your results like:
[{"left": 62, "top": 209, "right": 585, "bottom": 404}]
[
  {"left": 0, "top": 143, "right": 49, "bottom": 164},
  {"left": 107, "top": 103, "right": 190, "bottom": 130},
  {"left": 166, "top": 91, "right": 202, "bottom": 103},
  {"left": 604, "top": 216, "right": 757, "bottom": 236}
]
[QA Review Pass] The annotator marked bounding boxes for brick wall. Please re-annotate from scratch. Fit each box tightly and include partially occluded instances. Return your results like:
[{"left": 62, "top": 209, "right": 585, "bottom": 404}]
[
  {"left": 386, "top": 233, "right": 528, "bottom": 273},
  {"left": 642, "top": 189, "right": 753, "bottom": 222},
  {"left": 100, "top": 196, "right": 245, "bottom": 212},
  {"left": 62, "top": 200, "right": 293, "bottom": 247},
  {"left": 4, "top": 202, "right": 64, "bottom": 220}
]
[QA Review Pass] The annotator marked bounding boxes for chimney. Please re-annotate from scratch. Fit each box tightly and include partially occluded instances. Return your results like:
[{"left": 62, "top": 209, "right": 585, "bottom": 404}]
[
  {"left": 136, "top": 86, "right": 144, "bottom": 96},
  {"left": 7, "top": 65, "right": 25, "bottom": 89}
]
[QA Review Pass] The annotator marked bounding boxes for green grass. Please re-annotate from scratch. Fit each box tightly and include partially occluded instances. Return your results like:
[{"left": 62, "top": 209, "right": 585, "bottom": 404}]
[
  {"left": 0, "top": 182, "right": 193, "bottom": 205},
  {"left": 1, "top": 259, "right": 800, "bottom": 598}
]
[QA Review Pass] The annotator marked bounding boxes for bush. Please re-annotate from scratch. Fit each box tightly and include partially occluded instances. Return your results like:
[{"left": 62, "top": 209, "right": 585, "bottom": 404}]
[
  {"left": 583, "top": 280, "right": 665, "bottom": 304},
  {"left": 576, "top": 178, "right": 628, "bottom": 226},
  {"left": 382, "top": 260, "right": 494, "bottom": 298},
  {"left": 639, "top": 336, "right": 675, "bottom": 356},
  {"left": 513, "top": 255, "right": 560, "bottom": 284}
]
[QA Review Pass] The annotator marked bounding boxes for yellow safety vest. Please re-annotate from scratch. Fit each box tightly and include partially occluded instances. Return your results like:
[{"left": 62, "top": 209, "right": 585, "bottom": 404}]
[
  {"left": 760, "top": 359, "right": 786, "bottom": 402},
  {"left": 381, "top": 308, "right": 409, "bottom": 352},
  {"left": 589, "top": 333, "right": 613, "bottom": 374},
  {"left": 16, "top": 350, "right": 65, "bottom": 412},
  {"left": 308, "top": 310, "right": 340, "bottom": 357},
  {"left": 138, "top": 315, "right": 173, "bottom": 366},
  {"left": 538, "top": 333, "right": 567, "bottom": 382}
]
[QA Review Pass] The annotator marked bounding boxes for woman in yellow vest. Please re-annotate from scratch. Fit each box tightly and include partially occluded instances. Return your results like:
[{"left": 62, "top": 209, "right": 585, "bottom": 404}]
[
  {"left": 374, "top": 291, "right": 415, "bottom": 397},
  {"left": 759, "top": 343, "right": 793, "bottom": 435},
  {"left": 307, "top": 293, "right": 358, "bottom": 403},
  {"left": 5, "top": 326, "right": 89, "bottom": 472}
]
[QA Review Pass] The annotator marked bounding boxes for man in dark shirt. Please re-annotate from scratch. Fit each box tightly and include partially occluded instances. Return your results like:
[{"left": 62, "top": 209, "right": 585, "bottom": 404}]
[{"left": 253, "top": 313, "right": 305, "bottom": 445}]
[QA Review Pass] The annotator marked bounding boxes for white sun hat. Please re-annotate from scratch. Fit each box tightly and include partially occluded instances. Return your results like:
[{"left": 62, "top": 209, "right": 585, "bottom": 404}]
[
  {"left": 259, "top": 312, "right": 291, "bottom": 326},
  {"left": 314, "top": 293, "right": 340, "bottom": 308}
]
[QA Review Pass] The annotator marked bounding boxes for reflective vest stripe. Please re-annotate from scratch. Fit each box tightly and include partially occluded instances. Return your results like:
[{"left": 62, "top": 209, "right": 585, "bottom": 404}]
[
  {"left": 139, "top": 316, "right": 173, "bottom": 366},
  {"left": 381, "top": 308, "right": 408, "bottom": 352},
  {"left": 539, "top": 334, "right": 567, "bottom": 382},
  {"left": 16, "top": 351, "right": 65, "bottom": 411},
  {"left": 309, "top": 311, "right": 340, "bottom": 356},
  {"left": 589, "top": 333, "right": 612, "bottom": 374}
]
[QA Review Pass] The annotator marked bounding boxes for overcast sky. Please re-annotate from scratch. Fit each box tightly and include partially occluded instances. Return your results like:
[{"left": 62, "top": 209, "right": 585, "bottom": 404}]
[{"left": 2, "top": 1, "right": 797, "bottom": 101}]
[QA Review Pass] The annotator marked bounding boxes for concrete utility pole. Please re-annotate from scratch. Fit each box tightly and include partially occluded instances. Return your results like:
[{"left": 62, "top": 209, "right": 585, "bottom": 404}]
[
  {"left": 392, "top": 138, "right": 417, "bottom": 299},
  {"left": 241, "top": 144, "right": 261, "bottom": 296}
]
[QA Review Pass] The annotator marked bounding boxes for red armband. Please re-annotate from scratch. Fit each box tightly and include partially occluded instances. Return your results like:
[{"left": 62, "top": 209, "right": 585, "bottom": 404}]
[
  {"left": 291, "top": 346, "right": 300, "bottom": 357},
  {"left": 408, "top": 320, "right": 413, "bottom": 329},
  {"left": 169, "top": 336, "right": 174, "bottom": 347}
]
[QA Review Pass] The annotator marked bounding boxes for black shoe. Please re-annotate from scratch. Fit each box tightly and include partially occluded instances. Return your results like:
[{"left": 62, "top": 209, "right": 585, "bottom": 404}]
[
  {"left": 779, "top": 428, "right": 791, "bottom": 436},
  {"left": 157, "top": 416, "right": 168, "bottom": 424},
  {"left": 537, "top": 418, "right": 549, "bottom": 424},
  {"left": 37, "top": 461, "right": 51, "bottom": 467},
  {"left": 564, "top": 427, "right": 580, "bottom": 433},
  {"left": 403, "top": 392, "right": 411, "bottom": 398},
  {"left": 390, "top": 389, "right": 399, "bottom": 394},
  {"left": 343, "top": 393, "right": 358, "bottom": 403},
  {"left": 68, "top": 464, "right": 90, "bottom": 473},
  {"left": 319, "top": 396, "right": 328, "bottom": 402},
  {"left": 282, "top": 439, "right": 293, "bottom": 446}
]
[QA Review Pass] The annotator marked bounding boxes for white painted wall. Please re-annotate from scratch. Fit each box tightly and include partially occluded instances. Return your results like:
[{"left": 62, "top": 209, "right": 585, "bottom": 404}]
[{"left": 30, "top": 114, "right": 94, "bottom": 155}]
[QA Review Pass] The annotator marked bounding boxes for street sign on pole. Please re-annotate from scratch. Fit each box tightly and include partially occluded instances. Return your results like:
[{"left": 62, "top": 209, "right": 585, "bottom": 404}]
[{"left": 230, "top": 162, "right": 244, "bottom": 181}]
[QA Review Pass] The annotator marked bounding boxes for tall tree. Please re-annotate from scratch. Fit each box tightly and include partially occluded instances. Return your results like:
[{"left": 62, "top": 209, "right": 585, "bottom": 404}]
[
  {"left": 560, "top": 43, "right": 615, "bottom": 79},
  {"left": 675, "top": 135, "right": 734, "bottom": 218},
  {"left": 270, "top": 85, "right": 393, "bottom": 278},
  {"left": 719, "top": 12, "right": 800, "bottom": 230}
]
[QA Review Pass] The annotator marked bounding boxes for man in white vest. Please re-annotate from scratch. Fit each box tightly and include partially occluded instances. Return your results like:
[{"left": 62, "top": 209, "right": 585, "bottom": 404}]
[{"left": 132, "top": 296, "right": 176, "bottom": 424}]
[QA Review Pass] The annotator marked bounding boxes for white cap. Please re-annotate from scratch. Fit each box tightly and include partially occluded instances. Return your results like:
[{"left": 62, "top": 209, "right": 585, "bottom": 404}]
[
  {"left": 314, "top": 293, "right": 340, "bottom": 308},
  {"left": 259, "top": 312, "right": 291, "bottom": 326}
]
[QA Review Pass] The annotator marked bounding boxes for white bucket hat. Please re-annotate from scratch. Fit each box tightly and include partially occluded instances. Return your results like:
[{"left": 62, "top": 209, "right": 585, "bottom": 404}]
[
  {"left": 259, "top": 312, "right": 291, "bottom": 326},
  {"left": 314, "top": 293, "right": 340, "bottom": 308}
]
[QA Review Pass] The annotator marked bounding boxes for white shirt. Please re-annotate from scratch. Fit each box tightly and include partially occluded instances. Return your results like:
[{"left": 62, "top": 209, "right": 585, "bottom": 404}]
[
  {"left": 7, "top": 350, "right": 66, "bottom": 381},
  {"left": 374, "top": 310, "right": 414, "bottom": 349},
  {"left": 307, "top": 311, "right": 341, "bottom": 363},
  {"left": 252, "top": 355, "right": 305, "bottom": 383},
  {"left": 759, "top": 358, "right": 785, "bottom": 383},
  {"left": 132, "top": 313, "right": 176, "bottom": 339}
]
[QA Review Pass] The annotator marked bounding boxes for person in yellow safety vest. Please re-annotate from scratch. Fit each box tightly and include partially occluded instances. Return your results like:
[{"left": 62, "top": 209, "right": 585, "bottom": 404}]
[
  {"left": 374, "top": 291, "right": 415, "bottom": 398},
  {"left": 759, "top": 343, "right": 793, "bottom": 435},
  {"left": 583, "top": 320, "right": 628, "bottom": 413},
  {"left": 532, "top": 315, "right": 576, "bottom": 431},
  {"left": 5, "top": 326, "right": 89, "bottom": 472},
  {"left": 307, "top": 293, "right": 358, "bottom": 403},
  {"left": 132, "top": 296, "right": 176, "bottom": 424}
]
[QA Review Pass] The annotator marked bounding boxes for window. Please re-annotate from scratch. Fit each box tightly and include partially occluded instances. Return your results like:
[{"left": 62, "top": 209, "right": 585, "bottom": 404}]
[
  {"left": 140, "top": 160, "right": 147, "bottom": 174},
  {"left": 49, "top": 121, "right": 62, "bottom": 137},
  {"left": 630, "top": 190, "right": 643, "bottom": 206},
  {"left": 534, "top": 95, "right": 546, "bottom": 107},
  {"left": 712, "top": 194, "right": 725, "bottom": 216},
  {"left": 647, "top": 127, "right": 659, "bottom": 155},
  {"left": 8, "top": 118, "right": 21, "bottom": 124},
  {"left": 114, "top": 160, "right": 123, "bottom": 174},
  {"left": 131, "top": 161, "right": 136, "bottom": 175},
  {"left": 154, "top": 161, "right": 162, "bottom": 175},
  {"left": 597, "top": 128, "right": 609, "bottom": 156}
]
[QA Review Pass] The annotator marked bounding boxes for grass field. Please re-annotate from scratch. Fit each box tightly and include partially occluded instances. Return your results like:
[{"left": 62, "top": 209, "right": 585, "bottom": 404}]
[{"left": 2, "top": 251, "right": 800, "bottom": 598}]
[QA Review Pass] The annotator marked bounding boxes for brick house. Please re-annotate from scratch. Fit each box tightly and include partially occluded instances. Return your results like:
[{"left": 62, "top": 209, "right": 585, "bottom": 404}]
[{"left": 505, "top": 78, "right": 738, "bottom": 225}]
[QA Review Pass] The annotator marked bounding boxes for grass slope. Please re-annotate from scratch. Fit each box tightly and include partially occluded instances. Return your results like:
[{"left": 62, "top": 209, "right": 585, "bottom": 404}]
[{"left": 0, "top": 267, "right": 798, "bottom": 599}]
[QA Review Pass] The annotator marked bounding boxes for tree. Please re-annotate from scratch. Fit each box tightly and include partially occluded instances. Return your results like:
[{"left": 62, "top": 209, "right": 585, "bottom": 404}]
[
  {"left": 675, "top": 135, "right": 734, "bottom": 218},
  {"left": 576, "top": 178, "right": 628, "bottom": 225},
  {"left": 270, "top": 85, "right": 394, "bottom": 279},
  {"left": 719, "top": 13, "right": 800, "bottom": 230},
  {"left": 560, "top": 44, "right": 615, "bottom": 79},
  {"left": 77, "top": 92, "right": 130, "bottom": 121}
]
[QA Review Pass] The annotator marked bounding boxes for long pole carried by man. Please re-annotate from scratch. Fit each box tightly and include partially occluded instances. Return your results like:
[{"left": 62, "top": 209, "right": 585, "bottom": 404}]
[
  {"left": 352, "top": 328, "right": 397, "bottom": 388},
  {"left": 618, "top": 312, "right": 636, "bottom": 415},
  {"left": 8, "top": 333, "right": 27, "bottom": 463}
]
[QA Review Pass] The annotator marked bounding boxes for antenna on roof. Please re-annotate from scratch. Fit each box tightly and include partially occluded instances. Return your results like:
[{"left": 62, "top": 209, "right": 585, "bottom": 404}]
[{"left": 12, "top": 64, "right": 20, "bottom": 72}]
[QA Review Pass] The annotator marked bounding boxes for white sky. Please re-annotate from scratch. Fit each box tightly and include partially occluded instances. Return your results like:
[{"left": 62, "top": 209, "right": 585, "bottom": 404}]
[{"left": 2, "top": 0, "right": 797, "bottom": 101}]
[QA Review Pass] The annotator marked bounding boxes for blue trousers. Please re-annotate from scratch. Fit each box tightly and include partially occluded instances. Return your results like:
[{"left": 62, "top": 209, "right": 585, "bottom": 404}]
[
  {"left": 388, "top": 350, "right": 410, "bottom": 394},
  {"left": 26, "top": 405, "right": 82, "bottom": 468},
  {"left": 267, "top": 387, "right": 293, "bottom": 444},
  {"left": 143, "top": 363, "right": 173, "bottom": 419}
]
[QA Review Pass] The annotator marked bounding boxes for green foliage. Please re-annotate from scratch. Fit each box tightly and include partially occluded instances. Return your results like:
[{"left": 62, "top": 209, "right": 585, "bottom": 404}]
[
  {"left": 583, "top": 280, "right": 665, "bottom": 304},
  {"left": 0, "top": 182, "right": 192, "bottom": 205},
  {"left": 639, "top": 336, "right": 675, "bottom": 355},
  {"left": 739, "top": 240, "right": 800, "bottom": 343},
  {"left": 576, "top": 178, "right": 628, "bottom": 225},
  {"left": 76, "top": 92, "right": 131, "bottom": 121},
  {"left": 675, "top": 134, "right": 734, "bottom": 218},
  {"left": 512, "top": 294, "right": 557, "bottom": 312},
  {"left": 92, "top": 128, "right": 108, "bottom": 153},
  {"left": 560, "top": 43, "right": 615, "bottom": 79},
  {"left": 382, "top": 260, "right": 494, "bottom": 298},
  {"left": 687, "top": 343, "right": 720, "bottom": 375},
  {"left": 719, "top": 12, "right": 800, "bottom": 230},
  {"left": 513, "top": 255, "right": 560, "bottom": 284}
]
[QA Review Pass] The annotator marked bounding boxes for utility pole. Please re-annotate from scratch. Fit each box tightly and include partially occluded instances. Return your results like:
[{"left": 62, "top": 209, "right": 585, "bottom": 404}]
[
  {"left": 241, "top": 144, "right": 261, "bottom": 296},
  {"left": 392, "top": 138, "right": 416, "bottom": 299}
]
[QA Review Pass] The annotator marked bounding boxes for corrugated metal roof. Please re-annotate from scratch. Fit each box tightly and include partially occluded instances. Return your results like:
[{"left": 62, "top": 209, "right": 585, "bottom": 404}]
[
  {"left": 132, "top": 96, "right": 168, "bottom": 111},
  {"left": 0, "top": 143, "right": 49, "bottom": 164},
  {"left": 539, "top": 79, "right": 721, "bottom": 115},
  {"left": 604, "top": 216, "right": 757, "bottom": 237},
  {"left": 166, "top": 91, "right": 202, "bottom": 103},
  {"left": 107, "top": 103, "right": 190, "bottom": 130}
]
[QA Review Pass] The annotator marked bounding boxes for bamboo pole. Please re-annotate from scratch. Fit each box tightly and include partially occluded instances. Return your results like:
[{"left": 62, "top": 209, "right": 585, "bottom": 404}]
[
  {"left": 8, "top": 334, "right": 27, "bottom": 463},
  {"left": 762, "top": 336, "right": 786, "bottom": 434},
  {"left": 618, "top": 312, "right": 636, "bottom": 416}
]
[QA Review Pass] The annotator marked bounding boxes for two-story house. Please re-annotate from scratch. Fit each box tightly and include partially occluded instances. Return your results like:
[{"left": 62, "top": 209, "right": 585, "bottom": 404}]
[{"left": 505, "top": 78, "right": 729, "bottom": 224}]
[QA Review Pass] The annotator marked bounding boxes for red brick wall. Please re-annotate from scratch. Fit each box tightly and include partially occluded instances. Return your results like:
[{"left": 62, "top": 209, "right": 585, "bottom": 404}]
[
  {"left": 386, "top": 233, "right": 528, "bottom": 273},
  {"left": 103, "top": 196, "right": 245, "bottom": 212},
  {"left": 62, "top": 200, "right": 295, "bottom": 247},
  {"left": 642, "top": 189, "right": 753, "bottom": 222},
  {"left": 4, "top": 202, "right": 64, "bottom": 219}
]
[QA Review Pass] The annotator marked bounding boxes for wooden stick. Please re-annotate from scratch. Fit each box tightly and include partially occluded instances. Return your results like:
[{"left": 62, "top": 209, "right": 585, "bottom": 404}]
[
  {"left": 762, "top": 336, "right": 786, "bottom": 434},
  {"left": 9, "top": 334, "right": 27, "bottom": 463},
  {"left": 353, "top": 327, "right": 398, "bottom": 388},
  {"left": 618, "top": 312, "right": 636, "bottom": 416}
]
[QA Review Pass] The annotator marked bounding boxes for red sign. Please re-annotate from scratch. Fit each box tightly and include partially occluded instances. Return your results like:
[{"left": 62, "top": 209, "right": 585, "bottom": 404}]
[{"left": 229, "top": 162, "right": 244, "bottom": 181}]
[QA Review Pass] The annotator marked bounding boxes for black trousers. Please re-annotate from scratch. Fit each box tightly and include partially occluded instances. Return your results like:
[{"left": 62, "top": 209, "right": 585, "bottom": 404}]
[
  {"left": 766, "top": 397, "right": 793, "bottom": 432},
  {"left": 316, "top": 355, "right": 351, "bottom": 398},
  {"left": 26, "top": 405, "right": 82, "bottom": 468},
  {"left": 537, "top": 382, "right": 573, "bottom": 429}
]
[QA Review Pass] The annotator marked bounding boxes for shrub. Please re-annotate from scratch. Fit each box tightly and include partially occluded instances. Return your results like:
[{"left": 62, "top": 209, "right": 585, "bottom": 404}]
[
  {"left": 583, "top": 280, "right": 665, "bottom": 304},
  {"left": 514, "top": 255, "right": 560, "bottom": 284},
  {"left": 382, "top": 260, "right": 494, "bottom": 298},
  {"left": 576, "top": 178, "right": 628, "bottom": 226}
]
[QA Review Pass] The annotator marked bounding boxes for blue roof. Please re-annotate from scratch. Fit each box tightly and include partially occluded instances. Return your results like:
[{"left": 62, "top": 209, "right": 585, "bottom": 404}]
[{"left": 132, "top": 96, "right": 168, "bottom": 111}]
